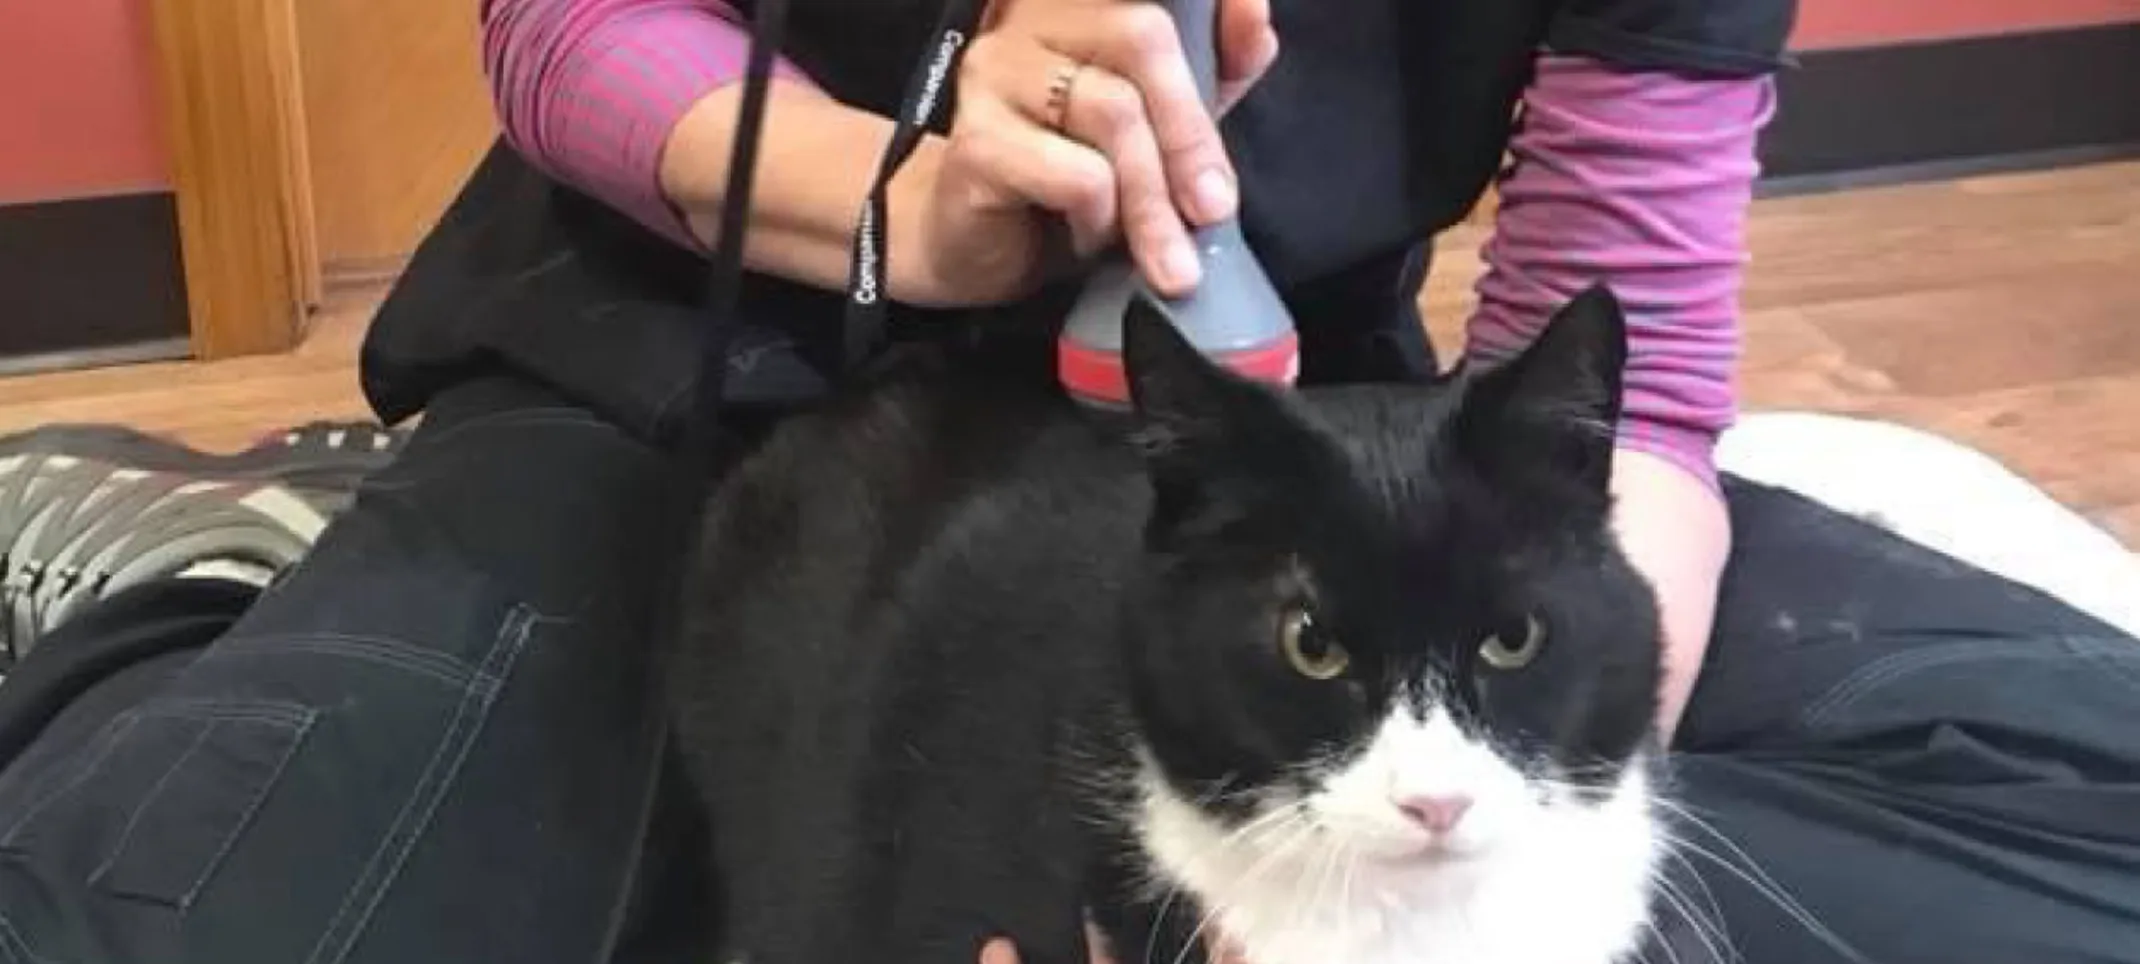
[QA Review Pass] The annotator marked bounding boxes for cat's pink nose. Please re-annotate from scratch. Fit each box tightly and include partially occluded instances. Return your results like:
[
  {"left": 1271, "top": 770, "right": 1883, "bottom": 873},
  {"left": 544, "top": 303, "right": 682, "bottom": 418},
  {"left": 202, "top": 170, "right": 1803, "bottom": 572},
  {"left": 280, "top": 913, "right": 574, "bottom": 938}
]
[{"left": 1395, "top": 793, "right": 1473, "bottom": 834}]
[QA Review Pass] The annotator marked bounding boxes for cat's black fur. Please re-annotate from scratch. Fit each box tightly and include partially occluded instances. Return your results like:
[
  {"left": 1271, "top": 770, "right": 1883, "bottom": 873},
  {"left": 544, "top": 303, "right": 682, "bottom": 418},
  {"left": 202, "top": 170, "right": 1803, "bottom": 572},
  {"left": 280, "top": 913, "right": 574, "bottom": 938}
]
[{"left": 668, "top": 285, "right": 1660, "bottom": 964}]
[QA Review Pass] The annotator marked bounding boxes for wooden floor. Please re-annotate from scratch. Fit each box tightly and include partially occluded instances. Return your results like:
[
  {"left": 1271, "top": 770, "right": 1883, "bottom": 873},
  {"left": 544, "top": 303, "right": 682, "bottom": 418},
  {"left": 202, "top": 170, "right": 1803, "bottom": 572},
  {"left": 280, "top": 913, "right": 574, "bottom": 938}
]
[{"left": 4, "top": 161, "right": 2137, "bottom": 543}]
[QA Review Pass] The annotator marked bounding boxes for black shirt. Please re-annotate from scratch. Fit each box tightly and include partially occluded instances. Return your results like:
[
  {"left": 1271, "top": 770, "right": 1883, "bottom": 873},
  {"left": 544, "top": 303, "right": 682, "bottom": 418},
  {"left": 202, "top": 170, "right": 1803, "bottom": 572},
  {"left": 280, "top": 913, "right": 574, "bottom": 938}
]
[{"left": 361, "top": 0, "right": 1793, "bottom": 443}]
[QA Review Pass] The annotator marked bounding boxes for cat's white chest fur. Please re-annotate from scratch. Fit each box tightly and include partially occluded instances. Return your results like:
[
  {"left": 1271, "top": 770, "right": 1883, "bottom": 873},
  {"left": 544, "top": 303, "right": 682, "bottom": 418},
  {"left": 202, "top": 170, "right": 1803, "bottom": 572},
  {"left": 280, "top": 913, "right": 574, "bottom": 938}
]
[{"left": 1132, "top": 712, "right": 1661, "bottom": 964}]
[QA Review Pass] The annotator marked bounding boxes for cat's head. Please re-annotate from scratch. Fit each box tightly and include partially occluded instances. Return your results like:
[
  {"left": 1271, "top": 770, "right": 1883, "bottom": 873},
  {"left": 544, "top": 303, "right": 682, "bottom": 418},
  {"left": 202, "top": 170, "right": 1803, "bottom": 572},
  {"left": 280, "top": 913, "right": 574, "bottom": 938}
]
[{"left": 1113, "top": 287, "right": 1663, "bottom": 964}]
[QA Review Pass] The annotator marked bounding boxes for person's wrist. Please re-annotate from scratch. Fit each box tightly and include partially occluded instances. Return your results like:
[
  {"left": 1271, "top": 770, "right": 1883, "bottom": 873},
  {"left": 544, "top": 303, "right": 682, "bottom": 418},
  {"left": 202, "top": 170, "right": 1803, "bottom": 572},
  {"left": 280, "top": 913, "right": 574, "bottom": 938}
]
[
  {"left": 884, "top": 134, "right": 953, "bottom": 306},
  {"left": 1610, "top": 445, "right": 1730, "bottom": 745}
]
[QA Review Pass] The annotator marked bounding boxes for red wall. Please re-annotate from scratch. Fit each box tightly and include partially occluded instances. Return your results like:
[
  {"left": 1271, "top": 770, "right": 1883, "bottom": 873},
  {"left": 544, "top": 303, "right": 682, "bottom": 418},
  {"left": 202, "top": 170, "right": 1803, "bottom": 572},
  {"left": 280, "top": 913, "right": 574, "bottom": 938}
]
[
  {"left": 1796, "top": 0, "right": 2140, "bottom": 50},
  {"left": 0, "top": 0, "right": 170, "bottom": 205}
]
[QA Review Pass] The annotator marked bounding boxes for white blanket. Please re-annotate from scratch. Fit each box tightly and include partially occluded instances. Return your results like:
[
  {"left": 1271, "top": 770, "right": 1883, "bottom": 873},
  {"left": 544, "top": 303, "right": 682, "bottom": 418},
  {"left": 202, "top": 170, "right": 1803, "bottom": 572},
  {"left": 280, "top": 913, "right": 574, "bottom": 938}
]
[{"left": 1716, "top": 412, "right": 2140, "bottom": 638}]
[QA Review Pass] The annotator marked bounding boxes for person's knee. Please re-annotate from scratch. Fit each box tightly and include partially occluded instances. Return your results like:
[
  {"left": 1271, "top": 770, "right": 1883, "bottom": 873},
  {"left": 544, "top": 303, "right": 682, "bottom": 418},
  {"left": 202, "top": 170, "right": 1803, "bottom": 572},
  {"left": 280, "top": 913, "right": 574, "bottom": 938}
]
[{"left": 1659, "top": 753, "right": 2140, "bottom": 964}]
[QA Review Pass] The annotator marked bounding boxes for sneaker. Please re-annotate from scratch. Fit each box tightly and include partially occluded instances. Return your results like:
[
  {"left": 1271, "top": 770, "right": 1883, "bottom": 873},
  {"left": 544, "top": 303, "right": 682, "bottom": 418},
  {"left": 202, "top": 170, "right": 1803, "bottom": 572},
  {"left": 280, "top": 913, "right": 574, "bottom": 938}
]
[
  {"left": 0, "top": 420, "right": 408, "bottom": 664},
  {"left": 4, "top": 420, "right": 404, "bottom": 511}
]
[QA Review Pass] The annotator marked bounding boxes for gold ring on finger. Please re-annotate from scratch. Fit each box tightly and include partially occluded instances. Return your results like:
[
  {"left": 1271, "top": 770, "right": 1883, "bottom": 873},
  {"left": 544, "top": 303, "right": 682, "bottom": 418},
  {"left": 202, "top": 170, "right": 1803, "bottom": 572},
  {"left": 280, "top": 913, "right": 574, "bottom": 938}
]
[{"left": 1043, "top": 61, "right": 1087, "bottom": 133}]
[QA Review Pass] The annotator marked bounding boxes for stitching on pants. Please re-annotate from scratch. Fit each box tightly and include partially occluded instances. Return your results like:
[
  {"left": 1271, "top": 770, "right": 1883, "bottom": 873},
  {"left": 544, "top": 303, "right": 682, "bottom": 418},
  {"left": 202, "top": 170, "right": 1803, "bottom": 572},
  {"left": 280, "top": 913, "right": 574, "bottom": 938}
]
[
  {"left": 163, "top": 709, "right": 316, "bottom": 910},
  {"left": 83, "top": 721, "right": 217, "bottom": 886},
  {"left": 398, "top": 410, "right": 615, "bottom": 454},
  {"left": 647, "top": 370, "right": 692, "bottom": 432},
  {"left": 1802, "top": 635, "right": 2140, "bottom": 729},
  {"left": 0, "top": 717, "right": 142, "bottom": 849},
  {"left": 301, "top": 605, "right": 545, "bottom": 964},
  {"left": 203, "top": 633, "right": 477, "bottom": 689},
  {"left": 0, "top": 702, "right": 312, "bottom": 960},
  {"left": 360, "top": 412, "right": 637, "bottom": 496},
  {"left": 130, "top": 700, "right": 312, "bottom": 728},
  {"left": 0, "top": 911, "right": 54, "bottom": 964},
  {"left": 2082, "top": 640, "right": 2140, "bottom": 693},
  {"left": 67, "top": 704, "right": 319, "bottom": 911},
  {"left": 1800, "top": 641, "right": 2010, "bottom": 725},
  {"left": 299, "top": 607, "right": 531, "bottom": 964}
]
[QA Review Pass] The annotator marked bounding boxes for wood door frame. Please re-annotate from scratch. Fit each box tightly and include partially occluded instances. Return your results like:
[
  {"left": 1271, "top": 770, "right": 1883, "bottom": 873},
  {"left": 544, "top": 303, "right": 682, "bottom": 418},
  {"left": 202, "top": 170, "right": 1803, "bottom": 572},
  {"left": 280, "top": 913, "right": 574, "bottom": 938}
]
[{"left": 147, "top": 0, "right": 320, "bottom": 360}]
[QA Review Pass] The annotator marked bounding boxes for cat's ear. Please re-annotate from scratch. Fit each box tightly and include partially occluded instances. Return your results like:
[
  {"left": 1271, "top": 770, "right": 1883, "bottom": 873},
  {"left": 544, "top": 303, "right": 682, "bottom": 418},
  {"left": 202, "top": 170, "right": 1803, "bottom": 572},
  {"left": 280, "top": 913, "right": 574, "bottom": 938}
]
[
  {"left": 1121, "top": 295, "right": 1294, "bottom": 532},
  {"left": 1454, "top": 283, "right": 1629, "bottom": 493},
  {"left": 1122, "top": 295, "right": 1252, "bottom": 464}
]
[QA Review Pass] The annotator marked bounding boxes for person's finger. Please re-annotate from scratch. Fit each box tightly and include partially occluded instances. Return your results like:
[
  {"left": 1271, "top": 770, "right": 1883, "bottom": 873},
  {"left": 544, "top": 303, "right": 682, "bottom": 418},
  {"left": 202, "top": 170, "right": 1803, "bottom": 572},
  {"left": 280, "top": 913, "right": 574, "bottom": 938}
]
[
  {"left": 965, "top": 37, "right": 1196, "bottom": 290},
  {"left": 945, "top": 93, "right": 1119, "bottom": 256},
  {"left": 1043, "top": 5, "right": 1237, "bottom": 228},
  {"left": 1062, "top": 68, "right": 1200, "bottom": 294},
  {"left": 1044, "top": 64, "right": 1200, "bottom": 294},
  {"left": 1213, "top": 0, "right": 1278, "bottom": 115},
  {"left": 956, "top": 35, "right": 1120, "bottom": 252},
  {"left": 980, "top": 937, "right": 1023, "bottom": 964},
  {"left": 1207, "top": 936, "right": 1250, "bottom": 964},
  {"left": 1084, "top": 920, "right": 1119, "bottom": 964},
  {"left": 1216, "top": 0, "right": 1275, "bottom": 84}
]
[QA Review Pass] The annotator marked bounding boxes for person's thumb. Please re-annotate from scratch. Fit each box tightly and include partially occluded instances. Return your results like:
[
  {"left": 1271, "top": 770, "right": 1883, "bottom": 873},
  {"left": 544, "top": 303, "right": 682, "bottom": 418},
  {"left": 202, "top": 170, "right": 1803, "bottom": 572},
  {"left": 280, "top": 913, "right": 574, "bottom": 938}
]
[{"left": 1214, "top": 0, "right": 1278, "bottom": 114}]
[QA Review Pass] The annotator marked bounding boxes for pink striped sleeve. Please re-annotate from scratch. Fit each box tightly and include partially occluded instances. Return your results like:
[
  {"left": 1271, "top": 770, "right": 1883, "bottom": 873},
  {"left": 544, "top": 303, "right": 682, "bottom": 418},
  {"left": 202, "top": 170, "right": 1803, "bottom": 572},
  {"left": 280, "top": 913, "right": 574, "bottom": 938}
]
[
  {"left": 1467, "top": 54, "right": 1775, "bottom": 491},
  {"left": 481, "top": 0, "right": 817, "bottom": 251}
]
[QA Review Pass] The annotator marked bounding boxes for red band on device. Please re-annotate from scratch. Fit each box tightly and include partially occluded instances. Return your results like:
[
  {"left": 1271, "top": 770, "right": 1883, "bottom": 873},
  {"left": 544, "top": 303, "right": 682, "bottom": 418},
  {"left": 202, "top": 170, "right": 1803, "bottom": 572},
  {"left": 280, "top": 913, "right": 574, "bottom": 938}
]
[{"left": 1057, "top": 331, "right": 1301, "bottom": 406}]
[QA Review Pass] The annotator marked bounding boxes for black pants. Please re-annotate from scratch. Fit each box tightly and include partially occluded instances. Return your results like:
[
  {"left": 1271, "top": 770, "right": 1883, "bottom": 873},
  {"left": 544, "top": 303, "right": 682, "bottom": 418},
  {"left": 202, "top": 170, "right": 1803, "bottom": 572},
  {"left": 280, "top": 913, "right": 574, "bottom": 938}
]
[{"left": 0, "top": 373, "right": 2135, "bottom": 964}]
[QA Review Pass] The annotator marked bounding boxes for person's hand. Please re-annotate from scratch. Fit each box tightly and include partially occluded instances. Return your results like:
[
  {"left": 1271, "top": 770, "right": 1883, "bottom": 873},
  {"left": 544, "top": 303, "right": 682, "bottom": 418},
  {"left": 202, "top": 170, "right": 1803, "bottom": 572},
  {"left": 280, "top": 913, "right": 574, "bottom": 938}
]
[
  {"left": 976, "top": 921, "right": 1252, "bottom": 964},
  {"left": 975, "top": 920, "right": 1114, "bottom": 964},
  {"left": 888, "top": 0, "right": 1279, "bottom": 308}
]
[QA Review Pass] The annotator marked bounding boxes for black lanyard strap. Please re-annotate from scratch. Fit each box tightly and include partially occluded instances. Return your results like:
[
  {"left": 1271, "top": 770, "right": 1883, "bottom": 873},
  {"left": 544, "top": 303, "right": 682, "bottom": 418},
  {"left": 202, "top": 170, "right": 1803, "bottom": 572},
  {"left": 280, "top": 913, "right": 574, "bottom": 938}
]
[
  {"left": 692, "top": 0, "right": 794, "bottom": 442},
  {"left": 841, "top": 0, "right": 988, "bottom": 368}
]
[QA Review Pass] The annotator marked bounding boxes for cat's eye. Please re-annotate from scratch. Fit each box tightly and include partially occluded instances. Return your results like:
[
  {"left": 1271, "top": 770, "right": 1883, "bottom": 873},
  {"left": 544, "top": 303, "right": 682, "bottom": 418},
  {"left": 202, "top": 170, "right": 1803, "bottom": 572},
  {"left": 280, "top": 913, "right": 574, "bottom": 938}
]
[
  {"left": 1280, "top": 607, "right": 1350, "bottom": 680},
  {"left": 1478, "top": 614, "right": 1546, "bottom": 671}
]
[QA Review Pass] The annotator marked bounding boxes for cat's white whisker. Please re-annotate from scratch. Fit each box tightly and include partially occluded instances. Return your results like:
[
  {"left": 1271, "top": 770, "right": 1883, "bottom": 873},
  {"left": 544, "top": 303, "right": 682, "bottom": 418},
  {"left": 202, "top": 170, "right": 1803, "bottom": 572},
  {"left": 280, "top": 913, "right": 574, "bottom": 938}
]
[
  {"left": 1641, "top": 917, "right": 1688, "bottom": 964},
  {"left": 1450, "top": 876, "right": 1478, "bottom": 952},
  {"left": 1653, "top": 850, "right": 1738, "bottom": 962},
  {"left": 1191, "top": 777, "right": 1248, "bottom": 809},
  {"left": 1207, "top": 802, "right": 1312, "bottom": 865},
  {"left": 1144, "top": 799, "right": 1298, "bottom": 892},
  {"left": 1335, "top": 837, "right": 1359, "bottom": 950},
  {"left": 1658, "top": 842, "right": 1730, "bottom": 932},
  {"left": 1166, "top": 886, "right": 1230, "bottom": 964},
  {"left": 1147, "top": 801, "right": 1309, "bottom": 964},
  {"left": 1142, "top": 800, "right": 1310, "bottom": 964},
  {"left": 1632, "top": 932, "right": 1667, "bottom": 964},
  {"left": 1646, "top": 796, "right": 1854, "bottom": 959},
  {"left": 1652, "top": 826, "right": 1863, "bottom": 964},
  {"left": 1300, "top": 821, "right": 1345, "bottom": 941},
  {"left": 1169, "top": 816, "right": 1320, "bottom": 964},
  {"left": 1649, "top": 874, "right": 1733, "bottom": 964},
  {"left": 1149, "top": 721, "right": 1664, "bottom": 964},
  {"left": 1142, "top": 884, "right": 1190, "bottom": 964}
]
